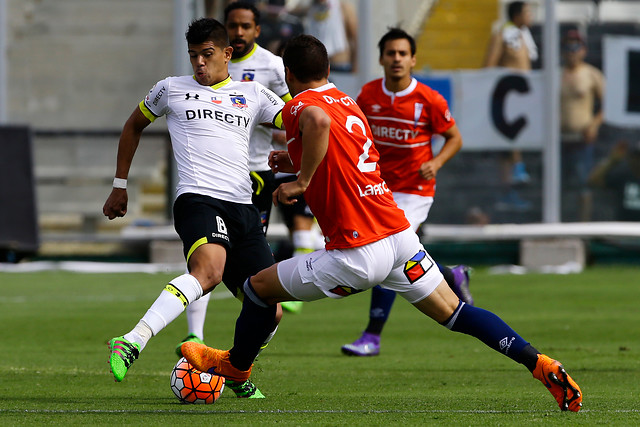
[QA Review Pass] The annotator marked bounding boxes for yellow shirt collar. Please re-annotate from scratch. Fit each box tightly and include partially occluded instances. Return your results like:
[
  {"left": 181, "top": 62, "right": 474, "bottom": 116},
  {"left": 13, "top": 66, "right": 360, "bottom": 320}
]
[{"left": 230, "top": 43, "right": 258, "bottom": 63}]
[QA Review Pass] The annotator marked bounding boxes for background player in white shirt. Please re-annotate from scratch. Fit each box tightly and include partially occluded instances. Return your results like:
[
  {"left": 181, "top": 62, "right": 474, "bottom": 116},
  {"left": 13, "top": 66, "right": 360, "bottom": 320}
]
[
  {"left": 104, "top": 18, "right": 284, "bottom": 398},
  {"left": 176, "top": 2, "right": 302, "bottom": 356}
]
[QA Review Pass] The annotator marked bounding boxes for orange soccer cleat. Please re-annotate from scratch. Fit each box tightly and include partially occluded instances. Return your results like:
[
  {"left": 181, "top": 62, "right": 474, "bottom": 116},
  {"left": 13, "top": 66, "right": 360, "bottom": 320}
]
[
  {"left": 533, "top": 354, "right": 582, "bottom": 412},
  {"left": 181, "top": 342, "right": 252, "bottom": 383}
]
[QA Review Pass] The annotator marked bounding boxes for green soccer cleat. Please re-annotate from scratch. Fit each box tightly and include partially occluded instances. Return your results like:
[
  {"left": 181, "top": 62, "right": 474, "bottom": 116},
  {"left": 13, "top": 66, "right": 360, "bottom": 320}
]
[
  {"left": 226, "top": 379, "right": 265, "bottom": 398},
  {"left": 175, "top": 333, "right": 205, "bottom": 358},
  {"left": 108, "top": 336, "right": 140, "bottom": 382},
  {"left": 280, "top": 301, "right": 303, "bottom": 314}
]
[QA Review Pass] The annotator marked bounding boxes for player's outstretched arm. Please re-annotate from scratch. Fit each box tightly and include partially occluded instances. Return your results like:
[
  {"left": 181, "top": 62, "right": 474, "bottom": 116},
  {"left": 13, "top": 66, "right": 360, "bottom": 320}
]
[
  {"left": 103, "top": 107, "right": 151, "bottom": 220},
  {"left": 419, "top": 124, "right": 462, "bottom": 181}
]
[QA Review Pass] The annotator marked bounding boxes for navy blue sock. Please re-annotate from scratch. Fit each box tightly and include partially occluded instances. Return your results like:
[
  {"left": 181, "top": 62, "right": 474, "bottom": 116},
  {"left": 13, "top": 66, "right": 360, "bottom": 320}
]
[
  {"left": 437, "top": 263, "right": 455, "bottom": 288},
  {"left": 229, "top": 278, "right": 277, "bottom": 371},
  {"left": 443, "top": 301, "right": 532, "bottom": 364},
  {"left": 364, "top": 285, "right": 396, "bottom": 335}
]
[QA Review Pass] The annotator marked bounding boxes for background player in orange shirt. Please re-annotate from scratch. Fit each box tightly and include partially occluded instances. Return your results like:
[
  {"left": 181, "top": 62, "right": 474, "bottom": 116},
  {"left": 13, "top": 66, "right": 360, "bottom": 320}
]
[
  {"left": 342, "top": 28, "right": 472, "bottom": 357},
  {"left": 182, "top": 35, "right": 582, "bottom": 413}
]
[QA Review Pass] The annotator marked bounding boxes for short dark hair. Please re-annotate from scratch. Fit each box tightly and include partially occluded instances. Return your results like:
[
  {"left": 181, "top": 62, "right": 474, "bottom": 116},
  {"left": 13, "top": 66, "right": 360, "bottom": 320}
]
[
  {"left": 378, "top": 28, "right": 416, "bottom": 59},
  {"left": 185, "top": 18, "right": 229, "bottom": 47},
  {"left": 507, "top": 1, "right": 526, "bottom": 22},
  {"left": 224, "top": 1, "right": 261, "bottom": 25},
  {"left": 282, "top": 35, "right": 329, "bottom": 83}
]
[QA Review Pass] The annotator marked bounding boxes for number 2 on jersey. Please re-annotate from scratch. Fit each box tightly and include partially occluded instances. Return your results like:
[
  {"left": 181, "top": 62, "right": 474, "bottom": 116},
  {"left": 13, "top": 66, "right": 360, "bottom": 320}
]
[{"left": 346, "top": 115, "right": 377, "bottom": 173}]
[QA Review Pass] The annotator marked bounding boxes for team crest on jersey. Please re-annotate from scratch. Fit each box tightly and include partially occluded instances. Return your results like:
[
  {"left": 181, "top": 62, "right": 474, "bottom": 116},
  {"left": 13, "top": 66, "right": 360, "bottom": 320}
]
[
  {"left": 145, "top": 84, "right": 156, "bottom": 102},
  {"left": 290, "top": 101, "right": 304, "bottom": 116},
  {"left": 242, "top": 70, "right": 255, "bottom": 81},
  {"left": 329, "top": 285, "right": 364, "bottom": 297},
  {"left": 210, "top": 96, "right": 222, "bottom": 104},
  {"left": 414, "top": 103, "right": 424, "bottom": 128},
  {"left": 230, "top": 94, "right": 247, "bottom": 108},
  {"left": 403, "top": 250, "right": 434, "bottom": 283}
]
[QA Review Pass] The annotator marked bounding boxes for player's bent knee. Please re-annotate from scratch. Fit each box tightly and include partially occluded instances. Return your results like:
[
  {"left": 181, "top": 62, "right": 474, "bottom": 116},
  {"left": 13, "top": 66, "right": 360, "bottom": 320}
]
[
  {"left": 412, "top": 280, "right": 460, "bottom": 323},
  {"left": 187, "top": 244, "right": 226, "bottom": 289},
  {"left": 250, "top": 264, "right": 295, "bottom": 305}
]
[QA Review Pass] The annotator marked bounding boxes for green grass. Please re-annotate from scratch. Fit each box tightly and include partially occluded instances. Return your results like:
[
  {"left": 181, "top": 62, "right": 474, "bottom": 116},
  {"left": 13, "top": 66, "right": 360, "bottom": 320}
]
[{"left": 0, "top": 266, "right": 639, "bottom": 425}]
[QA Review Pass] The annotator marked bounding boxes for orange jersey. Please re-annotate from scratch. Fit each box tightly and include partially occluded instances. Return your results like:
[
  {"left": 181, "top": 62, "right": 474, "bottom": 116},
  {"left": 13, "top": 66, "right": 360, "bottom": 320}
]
[
  {"left": 282, "top": 83, "right": 410, "bottom": 250},
  {"left": 357, "top": 78, "right": 455, "bottom": 197}
]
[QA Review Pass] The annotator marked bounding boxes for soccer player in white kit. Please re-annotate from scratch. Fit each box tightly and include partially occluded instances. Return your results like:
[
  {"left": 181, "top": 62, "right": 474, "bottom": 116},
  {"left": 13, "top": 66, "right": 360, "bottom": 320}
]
[
  {"left": 175, "top": 2, "right": 302, "bottom": 360},
  {"left": 103, "top": 18, "right": 284, "bottom": 398}
]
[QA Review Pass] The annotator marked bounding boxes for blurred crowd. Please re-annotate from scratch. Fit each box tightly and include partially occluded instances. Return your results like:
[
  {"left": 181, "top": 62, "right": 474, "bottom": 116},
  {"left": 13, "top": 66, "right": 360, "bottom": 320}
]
[{"left": 206, "top": 0, "right": 357, "bottom": 72}]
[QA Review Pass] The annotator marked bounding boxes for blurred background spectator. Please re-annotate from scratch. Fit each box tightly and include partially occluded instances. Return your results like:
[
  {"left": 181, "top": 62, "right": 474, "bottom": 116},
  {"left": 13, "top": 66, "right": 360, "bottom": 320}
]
[
  {"left": 484, "top": 1, "right": 536, "bottom": 212},
  {"left": 288, "top": 0, "right": 358, "bottom": 72},
  {"left": 560, "top": 29, "right": 604, "bottom": 222}
]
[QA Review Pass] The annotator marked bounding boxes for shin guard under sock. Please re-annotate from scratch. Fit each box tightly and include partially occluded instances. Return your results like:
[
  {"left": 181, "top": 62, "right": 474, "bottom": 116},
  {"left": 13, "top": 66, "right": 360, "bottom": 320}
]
[
  {"left": 443, "top": 301, "right": 530, "bottom": 362},
  {"left": 229, "top": 279, "right": 278, "bottom": 370}
]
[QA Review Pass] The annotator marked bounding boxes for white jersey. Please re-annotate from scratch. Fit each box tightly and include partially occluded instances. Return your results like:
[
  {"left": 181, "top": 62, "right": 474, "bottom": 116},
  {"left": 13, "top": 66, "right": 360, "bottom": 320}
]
[
  {"left": 306, "top": 0, "right": 348, "bottom": 58},
  {"left": 228, "top": 44, "right": 290, "bottom": 171},
  {"left": 502, "top": 22, "right": 538, "bottom": 62},
  {"left": 140, "top": 75, "right": 284, "bottom": 204}
]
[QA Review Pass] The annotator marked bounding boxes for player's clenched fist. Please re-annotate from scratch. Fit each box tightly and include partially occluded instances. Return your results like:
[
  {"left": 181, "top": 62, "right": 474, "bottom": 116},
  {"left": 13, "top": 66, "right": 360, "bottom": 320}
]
[{"left": 103, "top": 189, "right": 128, "bottom": 219}]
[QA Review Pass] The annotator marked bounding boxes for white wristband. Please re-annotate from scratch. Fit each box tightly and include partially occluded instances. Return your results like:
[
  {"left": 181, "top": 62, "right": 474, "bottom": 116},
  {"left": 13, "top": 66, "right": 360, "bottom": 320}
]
[{"left": 113, "top": 178, "right": 127, "bottom": 189}]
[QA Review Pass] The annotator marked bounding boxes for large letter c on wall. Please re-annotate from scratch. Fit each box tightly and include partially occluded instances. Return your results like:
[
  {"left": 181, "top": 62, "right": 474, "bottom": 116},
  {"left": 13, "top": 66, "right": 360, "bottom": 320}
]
[{"left": 491, "top": 75, "right": 530, "bottom": 141}]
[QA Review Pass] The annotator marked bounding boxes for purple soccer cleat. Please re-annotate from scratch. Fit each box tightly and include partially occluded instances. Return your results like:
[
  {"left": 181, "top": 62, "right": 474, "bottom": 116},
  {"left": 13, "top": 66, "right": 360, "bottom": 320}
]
[
  {"left": 341, "top": 332, "right": 380, "bottom": 356},
  {"left": 450, "top": 265, "right": 474, "bottom": 305}
]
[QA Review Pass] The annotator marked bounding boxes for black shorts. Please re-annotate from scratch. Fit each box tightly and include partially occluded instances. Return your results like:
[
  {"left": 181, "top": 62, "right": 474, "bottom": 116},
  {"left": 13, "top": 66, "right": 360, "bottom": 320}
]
[
  {"left": 274, "top": 175, "right": 314, "bottom": 229},
  {"left": 173, "top": 193, "right": 274, "bottom": 297},
  {"left": 250, "top": 170, "right": 277, "bottom": 235}
]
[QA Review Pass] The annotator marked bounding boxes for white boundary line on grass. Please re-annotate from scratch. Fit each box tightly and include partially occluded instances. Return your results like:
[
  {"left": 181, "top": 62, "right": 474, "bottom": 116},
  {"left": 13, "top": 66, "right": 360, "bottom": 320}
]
[{"left": 1, "top": 409, "right": 639, "bottom": 414}]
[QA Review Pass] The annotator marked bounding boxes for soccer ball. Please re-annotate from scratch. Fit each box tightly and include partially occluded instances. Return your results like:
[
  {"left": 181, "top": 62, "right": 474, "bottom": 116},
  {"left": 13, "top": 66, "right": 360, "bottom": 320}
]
[{"left": 170, "top": 357, "right": 225, "bottom": 404}]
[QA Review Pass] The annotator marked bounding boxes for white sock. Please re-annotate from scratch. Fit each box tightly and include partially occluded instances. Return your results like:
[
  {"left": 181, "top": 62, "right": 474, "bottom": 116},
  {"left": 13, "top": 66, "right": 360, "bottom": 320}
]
[
  {"left": 124, "top": 320, "right": 153, "bottom": 351},
  {"left": 125, "top": 274, "right": 204, "bottom": 351},
  {"left": 292, "top": 230, "right": 315, "bottom": 256},
  {"left": 312, "top": 223, "right": 325, "bottom": 249},
  {"left": 186, "top": 292, "right": 210, "bottom": 340}
]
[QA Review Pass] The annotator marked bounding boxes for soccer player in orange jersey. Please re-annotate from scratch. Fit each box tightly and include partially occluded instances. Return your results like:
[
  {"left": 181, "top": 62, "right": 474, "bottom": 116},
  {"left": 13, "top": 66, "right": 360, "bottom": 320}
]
[
  {"left": 342, "top": 28, "right": 472, "bottom": 357},
  {"left": 182, "top": 35, "right": 582, "bottom": 412}
]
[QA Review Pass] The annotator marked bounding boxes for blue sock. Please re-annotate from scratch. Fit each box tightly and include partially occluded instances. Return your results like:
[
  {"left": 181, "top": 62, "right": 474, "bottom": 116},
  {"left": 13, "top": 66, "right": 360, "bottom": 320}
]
[
  {"left": 443, "top": 301, "right": 530, "bottom": 361},
  {"left": 364, "top": 285, "right": 396, "bottom": 335}
]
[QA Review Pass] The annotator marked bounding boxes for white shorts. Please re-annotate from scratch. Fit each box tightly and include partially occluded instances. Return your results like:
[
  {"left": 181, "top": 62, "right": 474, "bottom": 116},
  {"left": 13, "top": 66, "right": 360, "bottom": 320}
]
[
  {"left": 276, "top": 228, "right": 444, "bottom": 304},
  {"left": 392, "top": 192, "right": 433, "bottom": 231}
]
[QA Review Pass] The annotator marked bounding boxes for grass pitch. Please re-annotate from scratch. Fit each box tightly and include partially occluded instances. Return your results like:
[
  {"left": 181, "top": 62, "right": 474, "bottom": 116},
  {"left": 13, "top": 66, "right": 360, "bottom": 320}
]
[{"left": 0, "top": 266, "right": 638, "bottom": 425}]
